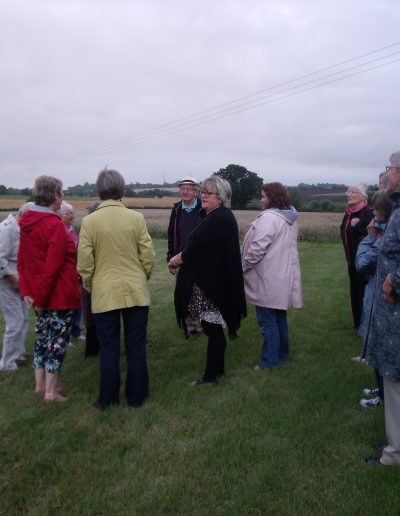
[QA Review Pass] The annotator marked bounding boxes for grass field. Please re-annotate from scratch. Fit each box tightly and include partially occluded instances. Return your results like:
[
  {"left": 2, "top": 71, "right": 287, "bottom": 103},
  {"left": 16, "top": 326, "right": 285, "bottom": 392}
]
[
  {"left": 0, "top": 241, "right": 398, "bottom": 515},
  {"left": 0, "top": 197, "right": 343, "bottom": 243}
]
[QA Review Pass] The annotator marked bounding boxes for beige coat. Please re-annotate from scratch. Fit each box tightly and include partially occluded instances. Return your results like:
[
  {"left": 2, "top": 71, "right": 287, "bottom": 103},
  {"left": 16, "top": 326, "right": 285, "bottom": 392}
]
[
  {"left": 77, "top": 200, "right": 154, "bottom": 313},
  {"left": 242, "top": 208, "right": 303, "bottom": 310}
]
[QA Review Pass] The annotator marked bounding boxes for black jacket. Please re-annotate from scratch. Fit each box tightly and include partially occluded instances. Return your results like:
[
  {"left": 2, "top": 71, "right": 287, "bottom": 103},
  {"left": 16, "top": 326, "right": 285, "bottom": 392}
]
[
  {"left": 340, "top": 204, "right": 373, "bottom": 267},
  {"left": 175, "top": 206, "right": 247, "bottom": 336},
  {"left": 167, "top": 198, "right": 202, "bottom": 261}
]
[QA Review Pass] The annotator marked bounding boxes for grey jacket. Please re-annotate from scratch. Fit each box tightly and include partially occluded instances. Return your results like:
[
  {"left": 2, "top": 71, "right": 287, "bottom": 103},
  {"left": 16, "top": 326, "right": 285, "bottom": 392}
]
[
  {"left": 0, "top": 214, "right": 19, "bottom": 289},
  {"left": 365, "top": 192, "right": 400, "bottom": 381}
]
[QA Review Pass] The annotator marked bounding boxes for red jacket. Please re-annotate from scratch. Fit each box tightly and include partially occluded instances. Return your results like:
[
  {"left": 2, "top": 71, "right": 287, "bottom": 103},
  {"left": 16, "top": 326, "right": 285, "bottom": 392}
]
[{"left": 18, "top": 209, "right": 81, "bottom": 310}]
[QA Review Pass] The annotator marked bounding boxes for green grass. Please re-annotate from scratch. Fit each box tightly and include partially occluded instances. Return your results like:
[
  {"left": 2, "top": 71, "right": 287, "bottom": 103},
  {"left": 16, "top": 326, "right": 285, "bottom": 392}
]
[{"left": 0, "top": 241, "right": 398, "bottom": 515}]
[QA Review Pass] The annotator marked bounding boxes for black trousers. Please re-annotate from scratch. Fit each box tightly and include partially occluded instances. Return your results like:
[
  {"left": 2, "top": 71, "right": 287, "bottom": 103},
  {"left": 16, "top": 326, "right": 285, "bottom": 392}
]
[
  {"left": 202, "top": 321, "right": 227, "bottom": 382},
  {"left": 348, "top": 265, "right": 366, "bottom": 329},
  {"left": 94, "top": 306, "right": 149, "bottom": 409}
]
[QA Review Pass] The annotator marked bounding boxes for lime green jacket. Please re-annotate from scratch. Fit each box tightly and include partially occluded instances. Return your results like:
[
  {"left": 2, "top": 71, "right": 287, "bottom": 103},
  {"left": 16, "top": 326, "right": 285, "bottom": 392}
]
[{"left": 77, "top": 200, "right": 154, "bottom": 313}]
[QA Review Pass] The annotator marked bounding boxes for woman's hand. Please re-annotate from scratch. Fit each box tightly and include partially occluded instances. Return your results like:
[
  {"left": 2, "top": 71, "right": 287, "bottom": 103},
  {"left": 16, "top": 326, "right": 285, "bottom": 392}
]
[
  {"left": 4, "top": 274, "right": 19, "bottom": 290},
  {"left": 168, "top": 252, "right": 183, "bottom": 269},
  {"left": 367, "top": 218, "right": 377, "bottom": 237},
  {"left": 23, "top": 296, "right": 34, "bottom": 309},
  {"left": 350, "top": 217, "right": 360, "bottom": 227},
  {"left": 383, "top": 273, "right": 395, "bottom": 304}
]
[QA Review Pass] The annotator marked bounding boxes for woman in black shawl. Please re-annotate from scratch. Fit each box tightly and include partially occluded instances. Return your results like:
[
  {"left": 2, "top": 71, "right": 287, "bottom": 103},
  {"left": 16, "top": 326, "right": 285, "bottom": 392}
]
[{"left": 168, "top": 175, "right": 247, "bottom": 386}]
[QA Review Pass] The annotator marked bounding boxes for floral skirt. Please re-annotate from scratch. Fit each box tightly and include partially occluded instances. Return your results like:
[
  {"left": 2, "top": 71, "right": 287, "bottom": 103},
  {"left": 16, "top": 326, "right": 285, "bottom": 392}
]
[{"left": 187, "top": 284, "right": 226, "bottom": 328}]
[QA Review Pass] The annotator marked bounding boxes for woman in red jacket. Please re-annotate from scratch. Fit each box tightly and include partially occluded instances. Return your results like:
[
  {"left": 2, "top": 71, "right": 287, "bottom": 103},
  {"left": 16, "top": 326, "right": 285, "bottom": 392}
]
[{"left": 18, "top": 176, "right": 81, "bottom": 403}]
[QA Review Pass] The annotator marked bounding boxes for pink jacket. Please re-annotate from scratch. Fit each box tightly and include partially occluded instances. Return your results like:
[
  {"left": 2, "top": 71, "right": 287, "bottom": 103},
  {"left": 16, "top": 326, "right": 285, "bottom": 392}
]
[{"left": 242, "top": 207, "right": 303, "bottom": 310}]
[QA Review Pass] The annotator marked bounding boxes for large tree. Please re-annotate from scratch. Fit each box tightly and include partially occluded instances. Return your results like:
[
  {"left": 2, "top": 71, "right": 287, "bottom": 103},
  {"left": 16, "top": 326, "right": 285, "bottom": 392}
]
[{"left": 215, "top": 164, "right": 263, "bottom": 209}]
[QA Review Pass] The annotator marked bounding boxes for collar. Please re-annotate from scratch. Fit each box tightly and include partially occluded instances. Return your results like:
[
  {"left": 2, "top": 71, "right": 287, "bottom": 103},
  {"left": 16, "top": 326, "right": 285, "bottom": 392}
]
[
  {"left": 182, "top": 197, "right": 198, "bottom": 212},
  {"left": 31, "top": 204, "right": 57, "bottom": 214},
  {"left": 97, "top": 199, "right": 125, "bottom": 210},
  {"left": 346, "top": 201, "right": 368, "bottom": 214}
]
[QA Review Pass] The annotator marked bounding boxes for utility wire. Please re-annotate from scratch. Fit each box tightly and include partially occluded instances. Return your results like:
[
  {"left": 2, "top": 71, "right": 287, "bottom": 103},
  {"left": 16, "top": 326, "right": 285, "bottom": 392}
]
[{"left": 41, "top": 42, "right": 400, "bottom": 166}]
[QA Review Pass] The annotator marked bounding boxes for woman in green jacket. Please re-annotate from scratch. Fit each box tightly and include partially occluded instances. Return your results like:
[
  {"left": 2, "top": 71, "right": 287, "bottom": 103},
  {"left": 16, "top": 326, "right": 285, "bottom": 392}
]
[{"left": 78, "top": 168, "right": 154, "bottom": 410}]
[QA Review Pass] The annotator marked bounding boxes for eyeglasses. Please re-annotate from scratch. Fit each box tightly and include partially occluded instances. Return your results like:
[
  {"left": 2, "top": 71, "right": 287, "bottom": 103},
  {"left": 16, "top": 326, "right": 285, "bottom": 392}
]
[
  {"left": 346, "top": 190, "right": 362, "bottom": 196},
  {"left": 386, "top": 165, "right": 400, "bottom": 172},
  {"left": 179, "top": 187, "right": 196, "bottom": 193},
  {"left": 200, "top": 190, "right": 218, "bottom": 197}
]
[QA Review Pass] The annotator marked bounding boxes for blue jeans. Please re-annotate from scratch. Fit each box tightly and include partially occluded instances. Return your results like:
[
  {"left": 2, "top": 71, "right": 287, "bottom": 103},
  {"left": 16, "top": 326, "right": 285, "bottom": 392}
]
[
  {"left": 255, "top": 306, "right": 289, "bottom": 369},
  {"left": 94, "top": 306, "right": 149, "bottom": 409}
]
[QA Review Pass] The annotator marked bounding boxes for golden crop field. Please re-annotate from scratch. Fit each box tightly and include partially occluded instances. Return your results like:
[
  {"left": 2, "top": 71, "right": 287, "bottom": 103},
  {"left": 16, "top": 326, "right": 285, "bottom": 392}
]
[{"left": 0, "top": 198, "right": 343, "bottom": 241}]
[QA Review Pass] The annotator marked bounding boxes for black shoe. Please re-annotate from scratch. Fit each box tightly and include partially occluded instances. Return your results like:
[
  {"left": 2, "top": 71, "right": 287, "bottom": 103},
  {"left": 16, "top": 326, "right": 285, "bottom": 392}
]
[
  {"left": 187, "top": 378, "right": 217, "bottom": 387},
  {"left": 373, "top": 443, "right": 388, "bottom": 450},
  {"left": 365, "top": 455, "right": 382, "bottom": 465}
]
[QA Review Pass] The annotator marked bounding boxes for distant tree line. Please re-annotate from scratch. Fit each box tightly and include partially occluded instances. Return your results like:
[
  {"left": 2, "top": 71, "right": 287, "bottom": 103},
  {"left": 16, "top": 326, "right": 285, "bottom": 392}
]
[{"left": 0, "top": 168, "right": 377, "bottom": 212}]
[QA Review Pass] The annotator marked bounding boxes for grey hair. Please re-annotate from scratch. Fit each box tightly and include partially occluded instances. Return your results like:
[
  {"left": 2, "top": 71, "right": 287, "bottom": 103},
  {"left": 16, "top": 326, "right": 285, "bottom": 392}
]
[
  {"left": 57, "top": 201, "right": 74, "bottom": 217},
  {"left": 348, "top": 183, "right": 368, "bottom": 199},
  {"left": 378, "top": 171, "right": 389, "bottom": 190},
  {"left": 32, "top": 175, "right": 63, "bottom": 207},
  {"left": 389, "top": 151, "right": 400, "bottom": 168},
  {"left": 17, "top": 201, "right": 34, "bottom": 219},
  {"left": 96, "top": 168, "right": 125, "bottom": 200},
  {"left": 202, "top": 175, "right": 232, "bottom": 208}
]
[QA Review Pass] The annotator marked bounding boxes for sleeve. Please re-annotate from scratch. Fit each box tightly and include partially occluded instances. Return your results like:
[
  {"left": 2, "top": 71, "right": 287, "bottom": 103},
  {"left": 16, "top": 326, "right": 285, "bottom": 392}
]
[
  {"left": 167, "top": 206, "right": 176, "bottom": 262},
  {"left": 351, "top": 208, "right": 374, "bottom": 239},
  {"left": 34, "top": 222, "right": 68, "bottom": 307},
  {"left": 137, "top": 214, "right": 154, "bottom": 279},
  {"left": 355, "top": 235, "right": 380, "bottom": 274},
  {"left": 389, "top": 216, "right": 400, "bottom": 295},
  {"left": 241, "top": 217, "right": 276, "bottom": 273},
  {"left": 0, "top": 225, "right": 13, "bottom": 278},
  {"left": 77, "top": 219, "right": 95, "bottom": 293}
]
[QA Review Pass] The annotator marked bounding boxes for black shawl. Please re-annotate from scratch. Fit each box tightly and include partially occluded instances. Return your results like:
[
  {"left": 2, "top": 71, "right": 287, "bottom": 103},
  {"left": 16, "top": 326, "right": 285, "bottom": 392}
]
[{"left": 175, "top": 206, "right": 247, "bottom": 337}]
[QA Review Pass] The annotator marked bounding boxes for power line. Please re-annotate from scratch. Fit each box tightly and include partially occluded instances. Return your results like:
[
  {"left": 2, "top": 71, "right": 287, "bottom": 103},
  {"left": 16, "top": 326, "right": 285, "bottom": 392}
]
[{"left": 40, "top": 42, "right": 400, "bottom": 167}]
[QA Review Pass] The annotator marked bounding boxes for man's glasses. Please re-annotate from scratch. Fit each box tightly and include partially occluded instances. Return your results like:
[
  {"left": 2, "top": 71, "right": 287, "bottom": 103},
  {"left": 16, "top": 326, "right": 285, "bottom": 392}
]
[
  {"left": 386, "top": 165, "right": 400, "bottom": 172},
  {"left": 179, "top": 187, "right": 196, "bottom": 193}
]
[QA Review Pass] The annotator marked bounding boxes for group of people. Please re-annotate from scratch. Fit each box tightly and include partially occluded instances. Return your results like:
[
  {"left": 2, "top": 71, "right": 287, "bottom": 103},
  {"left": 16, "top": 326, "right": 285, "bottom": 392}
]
[
  {"left": 167, "top": 174, "right": 302, "bottom": 384},
  {"left": 341, "top": 150, "right": 400, "bottom": 466},
  {"left": 0, "top": 169, "right": 302, "bottom": 410},
  {"left": 4, "top": 152, "right": 399, "bottom": 467}
]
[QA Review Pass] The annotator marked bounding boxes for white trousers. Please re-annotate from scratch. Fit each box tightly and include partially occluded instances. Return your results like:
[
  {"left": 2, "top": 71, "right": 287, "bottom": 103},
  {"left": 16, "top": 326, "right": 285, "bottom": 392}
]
[
  {"left": 382, "top": 377, "right": 400, "bottom": 464},
  {"left": 0, "top": 287, "right": 28, "bottom": 371}
]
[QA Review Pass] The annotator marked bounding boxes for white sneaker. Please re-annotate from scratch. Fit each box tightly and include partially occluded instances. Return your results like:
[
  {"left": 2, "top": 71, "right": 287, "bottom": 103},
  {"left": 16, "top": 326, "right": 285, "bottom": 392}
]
[
  {"left": 362, "top": 387, "right": 380, "bottom": 396},
  {"left": 72, "top": 335, "right": 86, "bottom": 343},
  {"left": 0, "top": 361, "right": 18, "bottom": 372},
  {"left": 360, "top": 396, "right": 383, "bottom": 408}
]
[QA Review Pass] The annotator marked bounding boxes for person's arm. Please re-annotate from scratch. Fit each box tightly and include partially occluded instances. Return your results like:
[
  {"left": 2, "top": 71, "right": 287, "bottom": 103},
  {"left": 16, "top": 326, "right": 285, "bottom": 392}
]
[
  {"left": 351, "top": 208, "right": 374, "bottom": 238},
  {"left": 242, "top": 217, "right": 275, "bottom": 273},
  {"left": 355, "top": 234, "right": 378, "bottom": 274},
  {"left": 137, "top": 214, "right": 154, "bottom": 279},
  {"left": 77, "top": 219, "right": 94, "bottom": 293},
  {"left": 0, "top": 225, "right": 16, "bottom": 285},
  {"left": 34, "top": 221, "right": 68, "bottom": 308},
  {"left": 382, "top": 219, "right": 400, "bottom": 303},
  {"left": 166, "top": 206, "right": 177, "bottom": 262}
]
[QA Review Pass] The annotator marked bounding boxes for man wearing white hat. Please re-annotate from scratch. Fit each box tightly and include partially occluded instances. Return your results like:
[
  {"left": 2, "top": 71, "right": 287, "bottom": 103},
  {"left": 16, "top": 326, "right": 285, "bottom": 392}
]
[
  {"left": 167, "top": 175, "right": 203, "bottom": 336},
  {"left": 167, "top": 175, "right": 202, "bottom": 263}
]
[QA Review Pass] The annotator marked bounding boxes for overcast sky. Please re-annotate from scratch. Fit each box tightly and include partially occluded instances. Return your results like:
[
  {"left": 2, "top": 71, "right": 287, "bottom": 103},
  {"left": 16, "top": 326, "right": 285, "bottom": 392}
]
[{"left": 1, "top": 0, "right": 399, "bottom": 189}]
